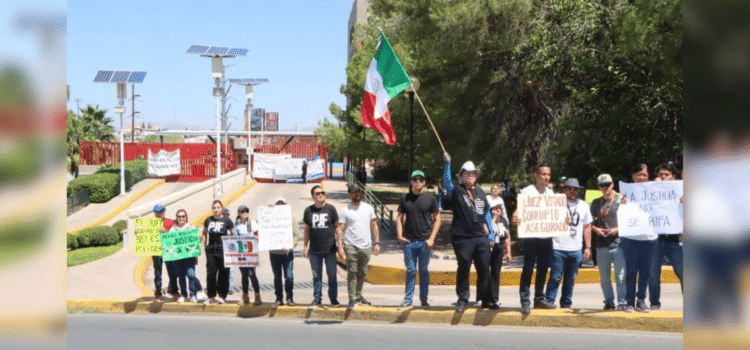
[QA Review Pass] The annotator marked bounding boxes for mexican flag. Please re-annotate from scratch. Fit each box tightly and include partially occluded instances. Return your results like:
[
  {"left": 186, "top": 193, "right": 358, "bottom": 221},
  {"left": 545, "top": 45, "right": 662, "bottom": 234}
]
[{"left": 361, "top": 32, "right": 411, "bottom": 145}]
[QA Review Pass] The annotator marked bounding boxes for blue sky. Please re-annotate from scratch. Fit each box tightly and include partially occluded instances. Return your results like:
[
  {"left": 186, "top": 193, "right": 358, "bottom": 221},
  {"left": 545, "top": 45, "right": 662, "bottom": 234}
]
[{"left": 67, "top": 0, "right": 352, "bottom": 131}]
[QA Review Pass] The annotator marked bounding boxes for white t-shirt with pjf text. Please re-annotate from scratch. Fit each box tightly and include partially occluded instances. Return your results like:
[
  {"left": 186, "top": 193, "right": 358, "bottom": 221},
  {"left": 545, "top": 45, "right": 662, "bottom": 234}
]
[
  {"left": 339, "top": 202, "right": 376, "bottom": 250},
  {"left": 553, "top": 199, "right": 592, "bottom": 251}
]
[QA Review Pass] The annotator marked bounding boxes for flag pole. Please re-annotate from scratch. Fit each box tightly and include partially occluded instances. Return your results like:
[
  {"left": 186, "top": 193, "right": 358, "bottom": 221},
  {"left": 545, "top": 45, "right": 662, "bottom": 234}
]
[{"left": 412, "top": 90, "right": 446, "bottom": 153}]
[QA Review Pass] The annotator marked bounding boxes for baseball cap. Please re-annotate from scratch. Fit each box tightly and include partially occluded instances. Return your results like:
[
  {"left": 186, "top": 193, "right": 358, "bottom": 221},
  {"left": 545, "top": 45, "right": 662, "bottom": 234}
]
[
  {"left": 347, "top": 184, "right": 363, "bottom": 193},
  {"left": 597, "top": 174, "right": 613, "bottom": 186},
  {"left": 410, "top": 170, "right": 426, "bottom": 179},
  {"left": 238, "top": 204, "right": 249, "bottom": 213},
  {"left": 275, "top": 197, "right": 287, "bottom": 205},
  {"left": 487, "top": 197, "right": 504, "bottom": 210},
  {"left": 459, "top": 161, "right": 478, "bottom": 174},
  {"left": 153, "top": 204, "right": 165, "bottom": 212}
]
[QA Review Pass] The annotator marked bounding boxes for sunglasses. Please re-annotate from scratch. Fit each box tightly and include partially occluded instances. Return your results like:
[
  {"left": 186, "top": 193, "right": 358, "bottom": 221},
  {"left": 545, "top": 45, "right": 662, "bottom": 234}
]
[
  {"left": 411, "top": 177, "right": 425, "bottom": 182},
  {"left": 177, "top": 215, "right": 187, "bottom": 218},
  {"left": 314, "top": 191, "right": 326, "bottom": 196},
  {"left": 598, "top": 183, "right": 612, "bottom": 188}
]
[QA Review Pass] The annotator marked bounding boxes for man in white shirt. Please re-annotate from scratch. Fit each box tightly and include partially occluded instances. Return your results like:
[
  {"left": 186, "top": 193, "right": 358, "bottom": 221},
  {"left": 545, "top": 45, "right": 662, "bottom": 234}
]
[
  {"left": 337, "top": 184, "right": 381, "bottom": 310},
  {"left": 542, "top": 178, "right": 592, "bottom": 309}
]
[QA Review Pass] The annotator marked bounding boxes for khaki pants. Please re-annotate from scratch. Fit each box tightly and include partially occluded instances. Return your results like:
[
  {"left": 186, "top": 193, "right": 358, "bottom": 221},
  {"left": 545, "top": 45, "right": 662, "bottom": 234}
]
[{"left": 344, "top": 244, "right": 371, "bottom": 302}]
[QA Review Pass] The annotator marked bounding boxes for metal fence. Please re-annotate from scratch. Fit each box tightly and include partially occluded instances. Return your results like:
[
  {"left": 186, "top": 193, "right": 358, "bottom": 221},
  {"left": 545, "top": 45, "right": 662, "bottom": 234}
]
[
  {"left": 346, "top": 172, "right": 395, "bottom": 239},
  {"left": 67, "top": 189, "right": 89, "bottom": 216}
]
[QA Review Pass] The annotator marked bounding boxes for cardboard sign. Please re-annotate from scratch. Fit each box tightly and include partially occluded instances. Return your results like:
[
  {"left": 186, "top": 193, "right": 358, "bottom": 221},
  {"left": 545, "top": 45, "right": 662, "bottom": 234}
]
[
  {"left": 160, "top": 228, "right": 202, "bottom": 262},
  {"left": 257, "top": 204, "right": 294, "bottom": 251},
  {"left": 134, "top": 218, "right": 163, "bottom": 256},
  {"left": 516, "top": 194, "right": 569, "bottom": 238},
  {"left": 222, "top": 236, "right": 260, "bottom": 267},
  {"left": 617, "top": 203, "right": 655, "bottom": 237},
  {"left": 619, "top": 180, "right": 683, "bottom": 234}
]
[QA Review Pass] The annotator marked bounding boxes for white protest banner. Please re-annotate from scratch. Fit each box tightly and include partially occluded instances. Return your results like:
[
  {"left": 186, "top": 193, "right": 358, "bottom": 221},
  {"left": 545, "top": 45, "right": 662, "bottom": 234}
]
[
  {"left": 516, "top": 193, "right": 569, "bottom": 238},
  {"left": 618, "top": 180, "right": 683, "bottom": 234},
  {"left": 306, "top": 159, "right": 325, "bottom": 181},
  {"left": 222, "top": 236, "right": 260, "bottom": 267},
  {"left": 148, "top": 149, "right": 181, "bottom": 176},
  {"left": 616, "top": 203, "right": 655, "bottom": 237},
  {"left": 257, "top": 204, "right": 294, "bottom": 251}
]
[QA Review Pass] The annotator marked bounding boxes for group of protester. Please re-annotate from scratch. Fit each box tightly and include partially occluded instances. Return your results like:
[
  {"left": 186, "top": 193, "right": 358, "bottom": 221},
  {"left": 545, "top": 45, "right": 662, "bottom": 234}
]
[{"left": 145, "top": 155, "right": 681, "bottom": 314}]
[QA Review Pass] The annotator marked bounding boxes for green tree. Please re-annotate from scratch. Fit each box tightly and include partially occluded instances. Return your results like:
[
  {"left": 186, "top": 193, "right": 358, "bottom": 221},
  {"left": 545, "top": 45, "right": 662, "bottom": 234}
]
[
  {"left": 142, "top": 134, "right": 184, "bottom": 143},
  {"left": 80, "top": 105, "right": 116, "bottom": 142}
]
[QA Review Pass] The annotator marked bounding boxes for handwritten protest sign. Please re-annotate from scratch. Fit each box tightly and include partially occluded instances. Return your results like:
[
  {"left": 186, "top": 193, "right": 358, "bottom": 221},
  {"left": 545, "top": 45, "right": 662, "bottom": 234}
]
[
  {"left": 148, "top": 149, "right": 181, "bottom": 176},
  {"left": 617, "top": 203, "right": 655, "bottom": 237},
  {"left": 618, "top": 180, "right": 683, "bottom": 234},
  {"left": 222, "top": 236, "right": 260, "bottom": 267},
  {"left": 160, "top": 228, "right": 201, "bottom": 262},
  {"left": 134, "top": 218, "right": 163, "bottom": 256},
  {"left": 516, "top": 194, "right": 569, "bottom": 238},
  {"left": 257, "top": 205, "right": 294, "bottom": 251}
]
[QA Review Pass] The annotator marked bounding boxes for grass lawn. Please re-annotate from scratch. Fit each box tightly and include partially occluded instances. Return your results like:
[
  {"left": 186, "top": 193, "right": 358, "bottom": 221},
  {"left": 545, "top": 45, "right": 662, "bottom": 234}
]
[{"left": 67, "top": 242, "right": 123, "bottom": 267}]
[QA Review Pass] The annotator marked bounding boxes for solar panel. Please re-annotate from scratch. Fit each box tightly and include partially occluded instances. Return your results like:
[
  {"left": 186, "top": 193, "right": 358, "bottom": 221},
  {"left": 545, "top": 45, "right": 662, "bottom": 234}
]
[
  {"left": 206, "top": 46, "right": 229, "bottom": 55},
  {"left": 186, "top": 45, "right": 209, "bottom": 54},
  {"left": 93, "top": 70, "right": 114, "bottom": 83},
  {"left": 228, "top": 48, "right": 248, "bottom": 56},
  {"left": 110, "top": 71, "right": 131, "bottom": 83},
  {"left": 128, "top": 71, "right": 147, "bottom": 83},
  {"left": 228, "top": 78, "right": 269, "bottom": 85}
]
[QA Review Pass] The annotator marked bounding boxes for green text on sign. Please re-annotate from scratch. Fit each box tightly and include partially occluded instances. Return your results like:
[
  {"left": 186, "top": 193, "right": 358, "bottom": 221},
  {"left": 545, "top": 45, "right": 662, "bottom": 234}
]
[{"left": 160, "top": 228, "right": 201, "bottom": 262}]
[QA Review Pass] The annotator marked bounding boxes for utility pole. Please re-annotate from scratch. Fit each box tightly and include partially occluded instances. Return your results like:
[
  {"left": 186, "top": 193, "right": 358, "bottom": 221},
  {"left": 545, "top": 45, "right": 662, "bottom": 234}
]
[{"left": 131, "top": 84, "right": 140, "bottom": 142}]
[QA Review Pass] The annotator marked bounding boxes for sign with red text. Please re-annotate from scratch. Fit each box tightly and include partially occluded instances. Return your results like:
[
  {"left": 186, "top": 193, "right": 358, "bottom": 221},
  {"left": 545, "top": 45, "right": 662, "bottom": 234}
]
[
  {"left": 222, "top": 236, "right": 260, "bottom": 267},
  {"left": 516, "top": 194, "right": 569, "bottom": 238}
]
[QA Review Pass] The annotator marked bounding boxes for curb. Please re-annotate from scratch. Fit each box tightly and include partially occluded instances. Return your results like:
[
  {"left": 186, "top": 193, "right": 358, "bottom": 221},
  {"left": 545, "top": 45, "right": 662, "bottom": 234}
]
[
  {"left": 133, "top": 180, "right": 258, "bottom": 297},
  {"left": 68, "top": 179, "right": 166, "bottom": 235},
  {"left": 363, "top": 264, "right": 681, "bottom": 286},
  {"left": 66, "top": 299, "right": 682, "bottom": 333}
]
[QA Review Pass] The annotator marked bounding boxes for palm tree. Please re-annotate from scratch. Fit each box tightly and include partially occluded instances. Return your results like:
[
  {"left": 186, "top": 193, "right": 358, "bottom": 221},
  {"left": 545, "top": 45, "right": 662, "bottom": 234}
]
[{"left": 80, "top": 104, "right": 116, "bottom": 142}]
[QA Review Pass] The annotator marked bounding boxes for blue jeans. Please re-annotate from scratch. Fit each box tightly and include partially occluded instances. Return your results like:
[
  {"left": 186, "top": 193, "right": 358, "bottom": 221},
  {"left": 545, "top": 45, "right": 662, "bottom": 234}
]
[
  {"left": 620, "top": 238, "right": 658, "bottom": 305},
  {"left": 649, "top": 239, "right": 683, "bottom": 307},
  {"left": 596, "top": 245, "right": 627, "bottom": 307},
  {"left": 151, "top": 256, "right": 177, "bottom": 297},
  {"left": 403, "top": 241, "right": 431, "bottom": 303},
  {"left": 309, "top": 251, "right": 338, "bottom": 302},
  {"left": 270, "top": 252, "right": 294, "bottom": 301},
  {"left": 545, "top": 250, "right": 582, "bottom": 307}
]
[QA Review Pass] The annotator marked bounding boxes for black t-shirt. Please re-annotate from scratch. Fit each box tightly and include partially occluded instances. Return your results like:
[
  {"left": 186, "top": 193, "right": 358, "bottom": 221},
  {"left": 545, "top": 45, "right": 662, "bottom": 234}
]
[
  {"left": 303, "top": 203, "right": 339, "bottom": 254},
  {"left": 203, "top": 216, "right": 234, "bottom": 253},
  {"left": 590, "top": 195, "right": 621, "bottom": 248},
  {"left": 444, "top": 184, "right": 490, "bottom": 239},
  {"left": 398, "top": 192, "right": 439, "bottom": 240}
]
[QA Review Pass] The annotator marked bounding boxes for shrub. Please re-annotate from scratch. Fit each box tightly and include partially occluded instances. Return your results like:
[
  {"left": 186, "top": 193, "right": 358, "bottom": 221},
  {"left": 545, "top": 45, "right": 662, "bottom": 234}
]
[
  {"left": 67, "top": 233, "right": 78, "bottom": 250},
  {"left": 112, "top": 220, "right": 127, "bottom": 237},
  {"left": 67, "top": 172, "right": 120, "bottom": 203},
  {"left": 98, "top": 159, "right": 148, "bottom": 190},
  {"left": 75, "top": 226, "right": 119, "bottom": 248}
]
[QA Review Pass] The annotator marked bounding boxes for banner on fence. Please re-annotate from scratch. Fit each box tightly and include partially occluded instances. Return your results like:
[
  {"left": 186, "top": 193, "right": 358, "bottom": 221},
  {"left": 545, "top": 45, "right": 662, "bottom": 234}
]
[
  {"left": 307, "top": 159, "right": 325, "bottom": 181},
  {"left": 148, "top": 149, "right": 181, "bottom": 176},
  {"left": 516, "top": 193, "right": 569, "bottom": 238},
  {"left": 253, "top": 153, "right": 292, "bottom": 179},
  {"left": 617, "top": 203, "right": 655, "bottom": 237},
  {"left": 222, "top": 236, "right": 260, "bottom": 267},
  {"left": 618, "top": 180, "right": 683, "bottom": 234},
  {"left": 134, "top": 218, "right": 163, "bottom": 256},
  {"left": 160, "top": 228, "right": 202, "bottom": 262},
  {"left": 257, "top": 204, "right": 294, "bottom": 251}
]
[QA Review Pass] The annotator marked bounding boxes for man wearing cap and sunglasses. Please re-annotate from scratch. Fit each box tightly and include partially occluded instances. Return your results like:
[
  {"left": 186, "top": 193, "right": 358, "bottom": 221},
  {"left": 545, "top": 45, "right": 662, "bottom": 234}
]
[
  {"left": 396, "top": 170, "right": 442, "bottom": 308},
  {"left": 590, "top": 174, "right": 627, "bottom": 311},
  {"left": 442, "top": 153, "right": 496, "bottom": 311}
]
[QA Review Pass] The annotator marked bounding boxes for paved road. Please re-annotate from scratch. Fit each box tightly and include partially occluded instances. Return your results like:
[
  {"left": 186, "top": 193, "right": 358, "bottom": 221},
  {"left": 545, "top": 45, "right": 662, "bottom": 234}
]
[{"left": 67, "top": 313, "right": 683, "bottom": 350}]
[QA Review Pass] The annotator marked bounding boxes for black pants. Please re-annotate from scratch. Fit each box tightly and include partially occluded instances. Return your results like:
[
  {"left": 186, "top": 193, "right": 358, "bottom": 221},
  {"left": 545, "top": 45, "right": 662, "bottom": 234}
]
[
  {"left": 519, "top": 238, "right": 552, "bottom": 305},
  {"left": 240, "top": 267, "right": 260, "bottom": 294},
  {"left": 488, "top": 243, "right": 506, "bottom": 304},
  {"left": 206, "top": 253, "right": 229, "bottom": 299},
  {"left": 454, "top": 237, "right": 491, "bottom": 304}
]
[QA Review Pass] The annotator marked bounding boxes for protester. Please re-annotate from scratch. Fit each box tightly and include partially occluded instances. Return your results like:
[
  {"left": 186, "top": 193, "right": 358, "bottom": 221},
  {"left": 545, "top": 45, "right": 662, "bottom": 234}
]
[
  {"left": 649, "top": 162, "right": 684, "bottom": 310},
  {"left": 512, "top": 163, "right": 554, "bottom": 315},
  {"left": 234, "top": 204, "right": 262, "bottom": 306},
  {"left": 338, "top": 184, "right": 380, "bottom": 310},
  {"left": 304, "top": 185, "right": 341, "bottom": 307},
  {"left": 201, "top": 200, "right": 234, "bottom": 305},
  {"left": 620, "top": 163, "right": 658, "bottom": 312},
  {"left": 150, "top": 203, "right": 176, "bottom": 302},
  {"left": 590, "top": 174, "right": 627, "bottom": 310},
  {"left": 486, "top": 195, "right": 511, "bottom": 308},
  {"left": 269, "top": 198, "right": 296, "bottom": 307},
  {"left": 168, "top": 209, "right": 201, "bottom": 303},
  {"left": 441, "top": 153, "right": 495, "bottom": 311},
  {"left": 542, "top": 178, "right": 592, "bottom": 309},
  {"left": 396, "top": 170, "right": 442, "bottom": 308}
]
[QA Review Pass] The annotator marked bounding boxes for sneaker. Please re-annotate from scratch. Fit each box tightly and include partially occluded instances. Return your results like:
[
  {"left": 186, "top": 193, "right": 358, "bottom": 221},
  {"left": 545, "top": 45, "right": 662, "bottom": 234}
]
[
  {"left": 623, "top": 305, "right": 635, "bottom": 313},
  {"left": 273, "top": 300, "right": 283, "bottom": 308},
  {"left": 521, "top": 302, "right": 531, "bottom": 315},
  {"left": 153, "top": 296, "right": 163, "bottom": 302},
  {"left": 482, "top": 303, "right": 500, "bottom": 310},
  {"left": 357, "top": 297, "right": 371, "bottom": 306},
  {"left": 197, "top": 291, "right": 207, "bottom": 301},
  {"left": 203, "top": 299, "right": 211, "bottom": 306},
  {"left": 635, "top": 300, "right": 650, "bottom": 313},
  {"left": 286, "top": 299, "right": 296, "bottom": 306},
  {"left": 216, "top": 297, "right": 226, "bottom": 304},
  {"left": 456, "top": 300, "right": 468, "bottom": 312},
  {"left": 330, "top": 299, "right": 340, "bottom": 306},
  {"left": 603, "top": 303, "right": 616, "bottom": 310},
  {"left": 420, "top": 300, "right": 430, "bottom": 307},
  {"left": 399, "top": 300, "right": 413, "bottom": 309},
  {"left": 171, "top": 293, "right": 181, "bottom": 300},
  {"left": 176, "top": 297, "right": 185, "bottom": 303},
  {"left": 536, "top": 300, "right": 557, "bottom": 309},
  {"left": 651, "top": 304, "right": 661, "bottom": 311},
  {"left": 189, "top": 296, "right": 198, "bottom": 303},
  {"left": 309, "top": 300, "right": 322, "bottom": 308},
  {"left": 347, "top": 300, "right": 357, "bottom": 310}
]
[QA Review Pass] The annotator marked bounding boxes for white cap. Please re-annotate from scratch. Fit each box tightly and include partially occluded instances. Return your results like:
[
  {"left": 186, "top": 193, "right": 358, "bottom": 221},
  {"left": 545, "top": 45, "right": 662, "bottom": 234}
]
[
  {"left": 274, "top": 197, "right": 287, "bottom": 205},
  {"left": 460, "top": 161, "right": 477, "bottom": 174},
  {"left": 597, "top": 174, "right": 613, "bottom": 185}
]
